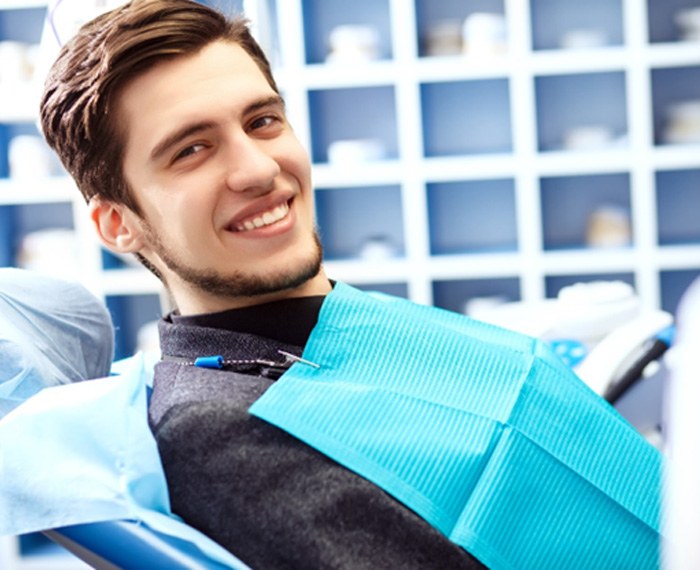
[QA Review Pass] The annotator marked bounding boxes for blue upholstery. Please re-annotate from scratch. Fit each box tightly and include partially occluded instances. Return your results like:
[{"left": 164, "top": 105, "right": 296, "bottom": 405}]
[{"left": 45, "top": 521, "right": 236, "bottom": 569}]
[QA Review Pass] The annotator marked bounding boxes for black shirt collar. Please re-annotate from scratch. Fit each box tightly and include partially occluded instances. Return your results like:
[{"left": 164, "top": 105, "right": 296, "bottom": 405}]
[{"left": 170, "top": 295, "right": 326, "bottom": 348}]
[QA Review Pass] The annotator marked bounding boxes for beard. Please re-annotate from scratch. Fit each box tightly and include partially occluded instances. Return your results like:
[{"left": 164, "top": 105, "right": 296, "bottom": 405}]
[{"left": 138, "top": 219, "right": 324, "bottom": 300}]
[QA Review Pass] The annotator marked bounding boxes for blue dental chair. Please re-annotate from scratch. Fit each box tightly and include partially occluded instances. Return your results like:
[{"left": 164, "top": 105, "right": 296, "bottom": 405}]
[
  {"left": 0, "top": 269, "right": 248, "bottom": 569},
  {"left": 44, "top": 520, "right": 238, "bottom": 569}
]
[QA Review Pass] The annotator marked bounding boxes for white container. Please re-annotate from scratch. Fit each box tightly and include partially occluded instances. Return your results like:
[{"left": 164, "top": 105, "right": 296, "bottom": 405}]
[
  {"left": 675, "top": 7, "right": 700, "bottom": 41},
  {"left": 462, "top": 12, "right": 507, "bottom": 55},
  {"left": 327, "top": 139, "right": 386, "bottom": 164},
  {"left": 326, "top": 25, "right": 381, "bottom": 63},
  {"left": 563, "top": 125, "right": 615, "bottom": 150},
  {"left": 424, "top": 20, "right": 463, "bottom": 56},
  {"left": 8, "top": 135, "right": 54, "bottom": 179},
  {"left": 663, "top": 100, "right": 700, "bottom": 144},
  {"left": 559, "top": 29, "right": 608, "bottom": 50},
  {"left": 586, "top": 205, "right": 632, "bottom": 249}
]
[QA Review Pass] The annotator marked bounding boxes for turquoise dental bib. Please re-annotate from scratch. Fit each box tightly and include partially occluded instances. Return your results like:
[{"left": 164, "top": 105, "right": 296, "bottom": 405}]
[{"left": 250, "top": 282, "right": 661, "bottom": 569}]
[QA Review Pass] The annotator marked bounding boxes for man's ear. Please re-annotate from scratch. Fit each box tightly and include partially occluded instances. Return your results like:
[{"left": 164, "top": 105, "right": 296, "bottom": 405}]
[{"left": 88, "top": 197, "right": 145, "bottom": 254}]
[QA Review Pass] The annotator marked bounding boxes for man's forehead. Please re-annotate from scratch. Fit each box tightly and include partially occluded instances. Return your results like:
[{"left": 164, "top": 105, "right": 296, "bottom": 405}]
[
  {"left": 122, "top": 40, "right": 262, "bottom": 93},
  {"left": 116, "top": 41, "right": 268, "bottom": 125}
]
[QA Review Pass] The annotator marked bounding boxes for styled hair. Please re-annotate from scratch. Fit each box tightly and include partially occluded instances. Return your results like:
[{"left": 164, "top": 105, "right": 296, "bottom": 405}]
[{"left": 40, "top": 0, "right": 279, "bottom": 214}]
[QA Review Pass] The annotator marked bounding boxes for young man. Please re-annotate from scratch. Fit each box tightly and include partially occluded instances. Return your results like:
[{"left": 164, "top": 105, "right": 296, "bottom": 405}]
[{"left": 40, "top": 1, "right": 661, "bottom": 568}]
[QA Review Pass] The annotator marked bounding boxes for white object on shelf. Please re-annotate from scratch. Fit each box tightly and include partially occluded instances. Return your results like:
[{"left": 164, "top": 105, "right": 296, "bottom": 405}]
[
  {"left": 562, "top": 125, "right": 615, "bottom": 150},
  {"left": 559, "top": 29, "right": 609, "bottom": 50},
  {"left": 0, "top": 41, "right": 33, "bottom": 83},
  {"left": 424, "top": 20, "right": 463, "bottom": 57},
  {"left": 675, "top": 7, "right": 700, "bottom": 42},
  {"left": 327, "top": 138, "right": 386, "bottom": 164},
  {"left": 585, "top": 205, "right": 632, "bottom": 248},
  {"left": 0, "top": 82, "right": 41, "bottom": 123},
  {"left": 663, "top": 99, "right": 700, "bottom": 144},
  {"left": 17, "top": 229, "right": 82, "bottom": 282},
  {"left": 359, "top": 235, "right": 397, "bottom": 261},
  {"left": 8, "top": 135, "right": 54, "bottom": 179},
  {"left": 326, "top": 25, "right": 380, "bottom": 63},
  {"left": 462, "top": 12, "right": 507, "bottom": 55}
]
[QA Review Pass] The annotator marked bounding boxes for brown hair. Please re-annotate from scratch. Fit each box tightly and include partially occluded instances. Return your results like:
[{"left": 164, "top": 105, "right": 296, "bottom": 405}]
[{"left": 40, "top": 0, "right": 279, "bottom": 214}]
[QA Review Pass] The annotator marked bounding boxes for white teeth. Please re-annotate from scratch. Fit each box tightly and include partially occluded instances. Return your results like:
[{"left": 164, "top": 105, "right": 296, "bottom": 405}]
[{"left": 235, "top": 202, "right": 289, "bottom": 232}]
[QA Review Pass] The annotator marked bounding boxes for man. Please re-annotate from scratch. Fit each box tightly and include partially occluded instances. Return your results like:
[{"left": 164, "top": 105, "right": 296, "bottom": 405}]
[{"left": 40, "top": 1, "right": 661, "bottom": 568}]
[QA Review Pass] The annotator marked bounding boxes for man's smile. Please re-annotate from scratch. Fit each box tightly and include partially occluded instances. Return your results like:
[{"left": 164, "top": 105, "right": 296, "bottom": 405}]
[{"left": 233, "top": 200, "right": 290, "bottom": 232}]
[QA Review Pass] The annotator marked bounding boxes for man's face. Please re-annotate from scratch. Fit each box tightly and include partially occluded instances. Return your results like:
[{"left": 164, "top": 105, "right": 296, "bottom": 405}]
[{"left": 116, "top": 40, "right": 327, "bottom": 314}]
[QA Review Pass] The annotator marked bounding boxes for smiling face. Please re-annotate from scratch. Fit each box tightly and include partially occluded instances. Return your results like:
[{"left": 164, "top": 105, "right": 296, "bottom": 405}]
[{"left": 97, "top": 40, "right": 329, "bottom": 314}]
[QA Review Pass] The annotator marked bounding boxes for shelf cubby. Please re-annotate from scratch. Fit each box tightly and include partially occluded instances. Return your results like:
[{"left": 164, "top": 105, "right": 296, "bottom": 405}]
[
  {"left": 651, "top": 65, "right": 700, "bottom": 147},
  {"left": 0, "top": 201, "right": 74, "bottom": 268},
  {"left": 660, "top": 268, "right": 700, "bottom": 313},
  {"left": 535, "top": 71, "right": 628, "bottom": 152},
  {"left": 308, "top": 85, "right": 398, "bottom": 163},
  {"left": 414, "top": 0, "right": 507, "bottom": 58},
  {"left": 432, "top": 276, "right": 521, "bottom": 316},
  {"left": 656, "top": 168, "right": 700, "bottom": 245},
  {"left": 302, "top": 0, "right": 392, "bottom": 65},
  {"left": 427, "top": 178, "right": 518, "bottom": 254},
  {"left": 315, "top": 184, "right": 404, "bottom": 261},
  {"left": 647, "top": 0, "right": 700, "bottom": 44},
  {"left": 540, "top": 172, "right": 632, "bottom": 250},
  {"left": 105, "top": 293, "right": 163, "bottom": 361},
  {"left": 421, "top": 79, "right": 512, "bottom": 156},
  {"left": 529, "top": 0, "right": 624, "bottom": 51}
]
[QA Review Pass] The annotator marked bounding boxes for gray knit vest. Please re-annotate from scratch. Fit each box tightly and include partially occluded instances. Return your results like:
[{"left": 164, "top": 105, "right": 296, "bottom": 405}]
[{"left": 149, "top": 317, "right": 485, "bottom": 569}]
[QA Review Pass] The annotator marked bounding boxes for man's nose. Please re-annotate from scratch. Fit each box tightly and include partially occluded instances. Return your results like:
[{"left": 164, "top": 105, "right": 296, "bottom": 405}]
[{"left": 224, "top": 136, "right": 281, "bottom": 194}]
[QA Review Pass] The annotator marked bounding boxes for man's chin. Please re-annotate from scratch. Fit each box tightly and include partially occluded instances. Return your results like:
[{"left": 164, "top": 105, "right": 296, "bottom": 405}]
[
  {"left": 148, "top": 228, "right": 324, "bottom": 307},
  {"left": 171, "top": 248, "right": 323, "bottom": 302}
]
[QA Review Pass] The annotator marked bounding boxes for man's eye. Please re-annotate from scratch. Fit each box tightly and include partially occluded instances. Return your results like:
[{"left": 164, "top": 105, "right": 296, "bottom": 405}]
[
  {"left": 174, "top": 143, "right": 206, "bottom": 162},
  {"left": 249, "top": 115, "right": 279, "bottom": 131}
]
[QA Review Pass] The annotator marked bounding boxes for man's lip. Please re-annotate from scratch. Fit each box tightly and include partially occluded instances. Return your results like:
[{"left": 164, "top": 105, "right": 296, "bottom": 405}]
[{"left": 225, "top": 193, "right": 294, "bottom": 231}]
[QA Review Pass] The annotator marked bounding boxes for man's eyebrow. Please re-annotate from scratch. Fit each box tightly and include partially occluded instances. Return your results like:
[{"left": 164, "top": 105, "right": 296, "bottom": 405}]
[
  {"left": 149, "top": 95, "right": 286, "bottom": 162},
  {"left": 246, "top": 94, "right": 286, "bottom": 115},
  {"left": 150, "top": 122, "right": 216, "bottom": 162}
]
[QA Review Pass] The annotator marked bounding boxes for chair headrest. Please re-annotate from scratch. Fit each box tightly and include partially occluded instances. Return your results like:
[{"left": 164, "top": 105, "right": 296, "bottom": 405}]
[{"left": 0, "top": 268, "right": 114, "bottom": 417}]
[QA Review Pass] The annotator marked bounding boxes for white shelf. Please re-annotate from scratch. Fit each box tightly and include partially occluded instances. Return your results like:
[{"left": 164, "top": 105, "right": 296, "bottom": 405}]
[
  {"left": 529, "top": 47, "right": 631, "bottom": 75},
  {"left": 99, "top": 267, "right": 165, "bottom": 297},
  {"left": 646, "top": 42, "right": 700, "bottom": 68},
  {"left": 0, "top": 82, "right": 42, "bottom": 123},
  {"left": 0, "top": 177, "right": 75, "bottom": 204},
  {"left": 534, "top": 149, "right": 635, "bottom": 176},
  {"left": 651, "top": 144, "right": 700, "bottom": 170}
]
